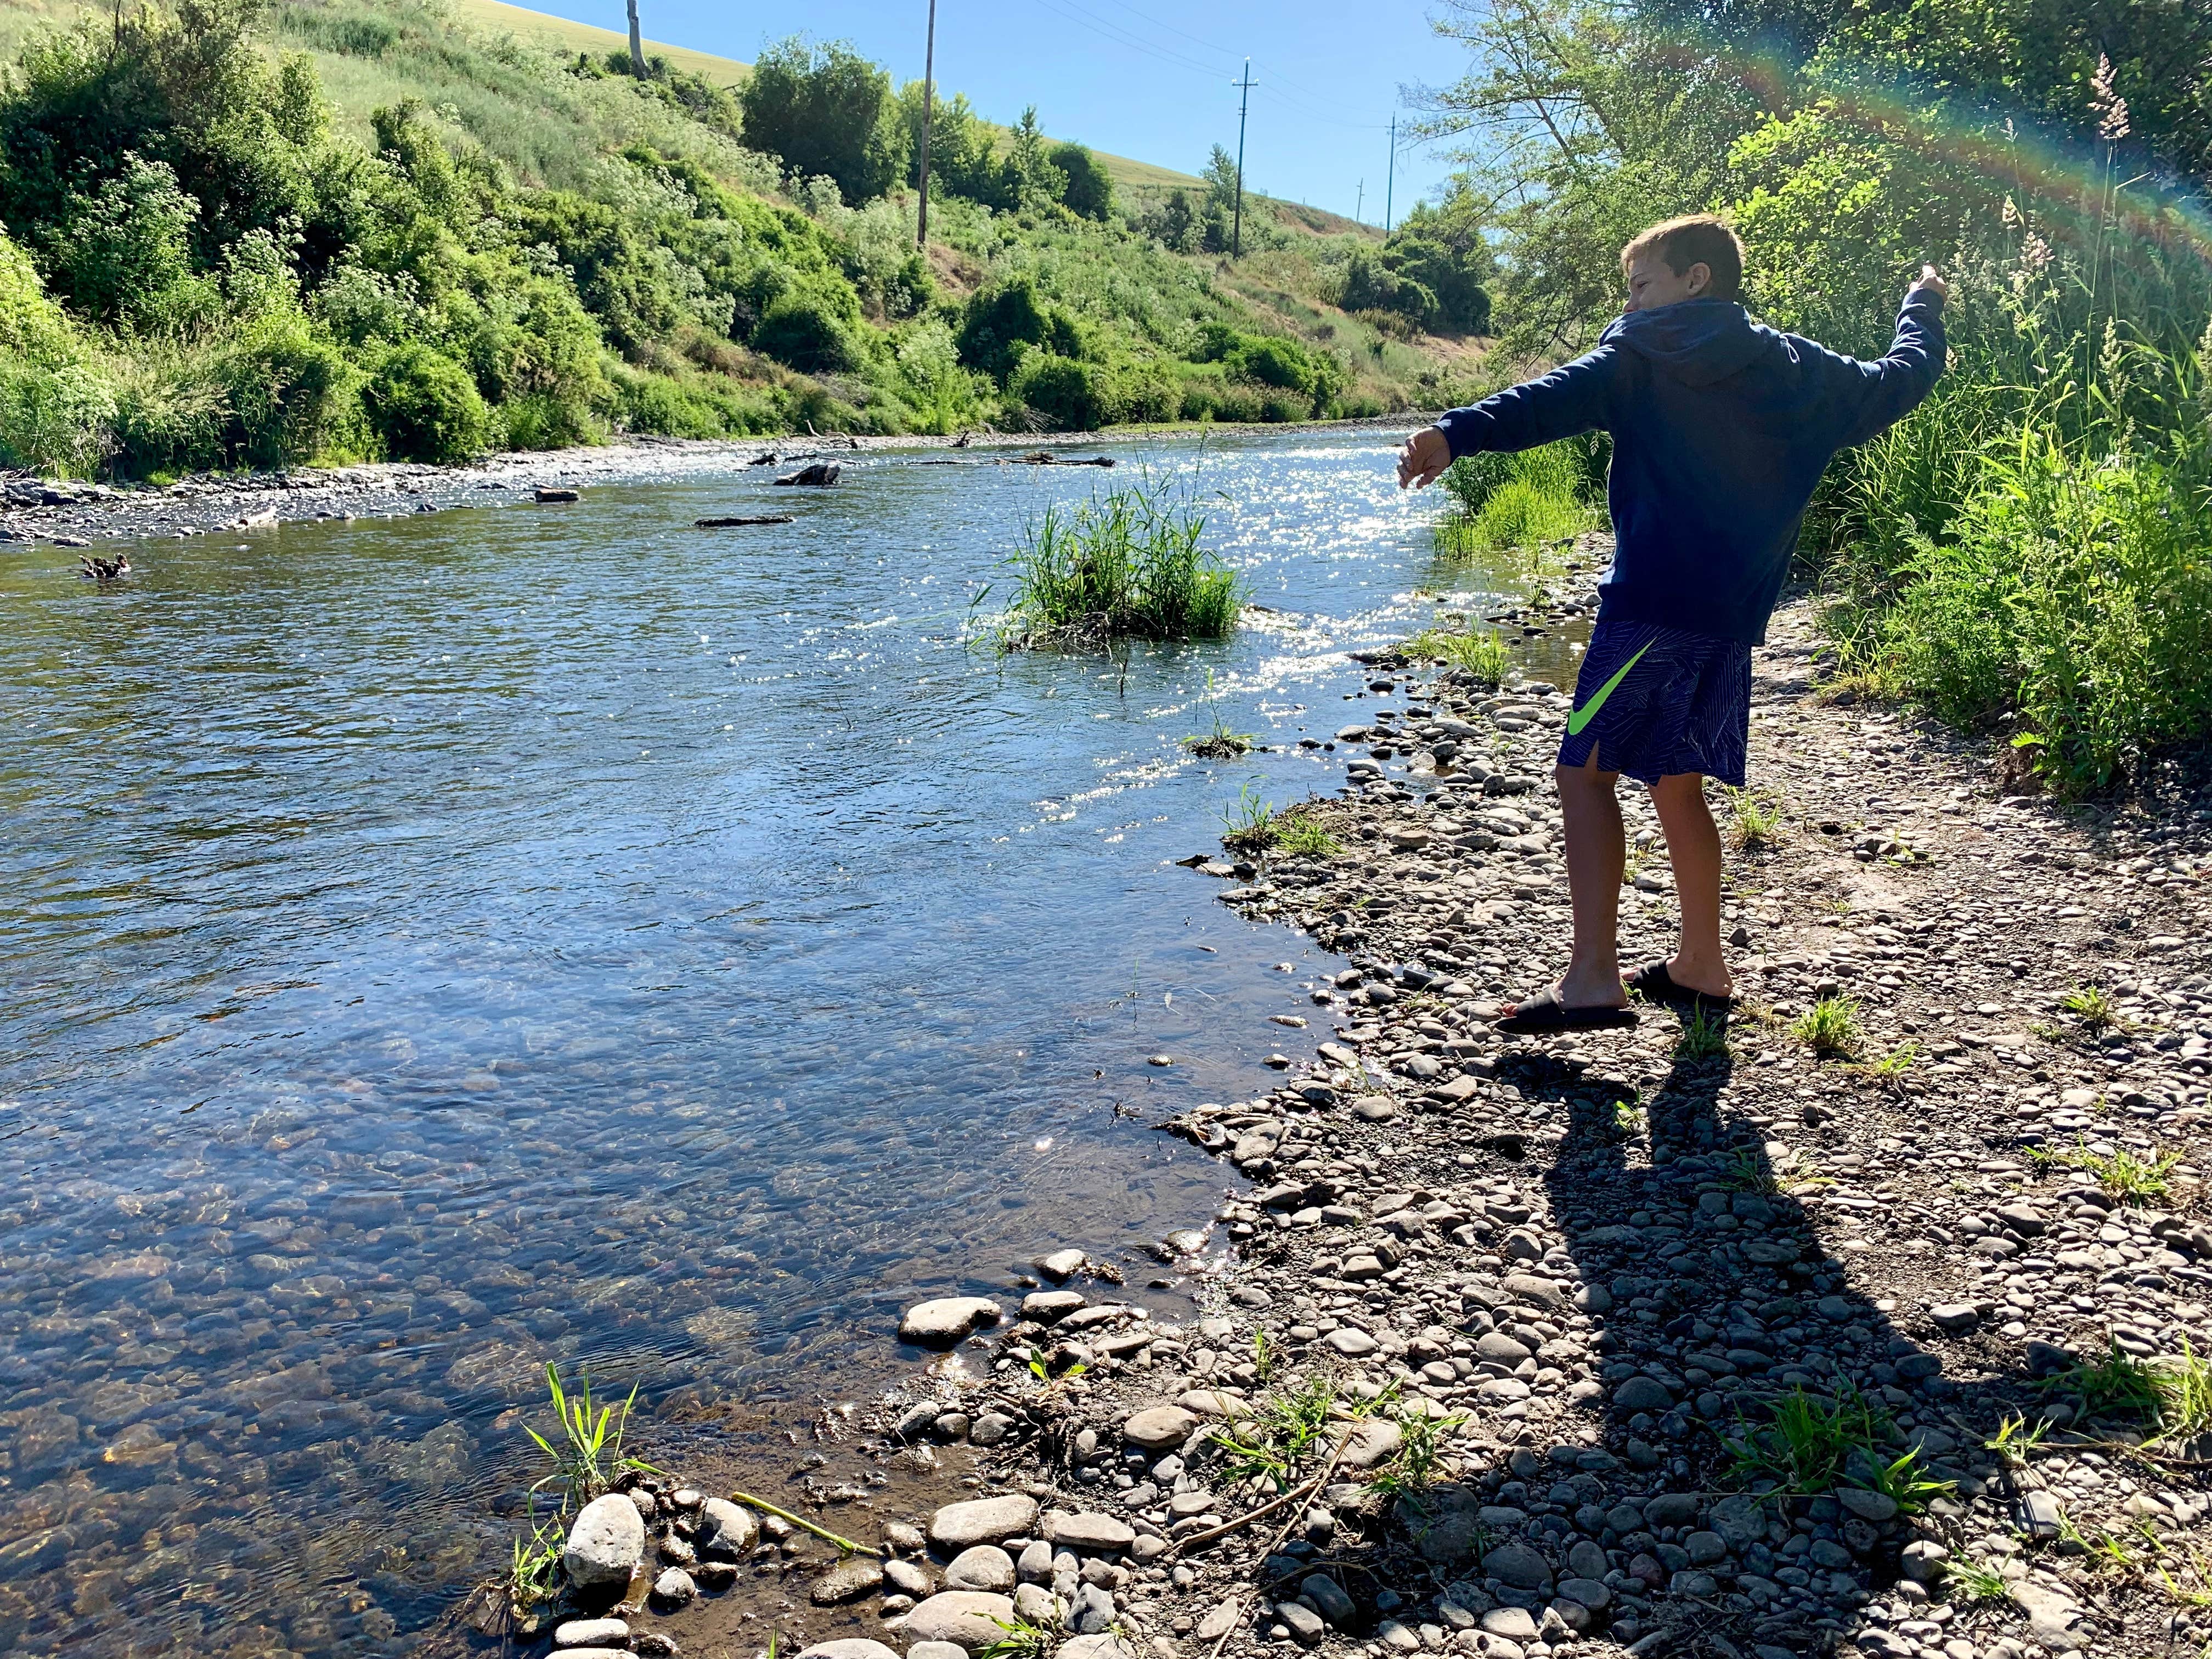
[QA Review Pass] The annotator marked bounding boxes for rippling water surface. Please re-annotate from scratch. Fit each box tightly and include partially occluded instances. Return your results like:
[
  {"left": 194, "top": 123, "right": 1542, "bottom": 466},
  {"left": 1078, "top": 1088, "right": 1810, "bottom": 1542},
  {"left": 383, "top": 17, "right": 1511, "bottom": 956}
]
[{"left": 0, "top": 429, "right": 1570, "bottom": 1655}]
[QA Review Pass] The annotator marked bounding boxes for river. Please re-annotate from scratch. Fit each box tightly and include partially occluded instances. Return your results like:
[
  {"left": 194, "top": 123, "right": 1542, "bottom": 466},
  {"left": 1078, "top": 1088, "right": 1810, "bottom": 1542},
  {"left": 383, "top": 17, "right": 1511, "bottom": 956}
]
[{"left": 0, "top": 428, "right": 1583, "bottom": 1656}]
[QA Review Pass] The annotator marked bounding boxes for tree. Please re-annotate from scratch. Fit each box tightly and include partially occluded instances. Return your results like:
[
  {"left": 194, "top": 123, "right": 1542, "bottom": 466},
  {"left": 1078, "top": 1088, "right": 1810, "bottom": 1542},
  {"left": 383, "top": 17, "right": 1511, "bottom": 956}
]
[
  {"left": 739, "top": 37, "right": 909, "bottom": 205},
  {"left": 898, "top": 83, "right": 998, "bottom": 204},
  {"left": 1000, "top": 107, "right": 1066, "bottom": 212},
  {"left": 1048, "top": 142, "right": 1113, "bottom": 219}
]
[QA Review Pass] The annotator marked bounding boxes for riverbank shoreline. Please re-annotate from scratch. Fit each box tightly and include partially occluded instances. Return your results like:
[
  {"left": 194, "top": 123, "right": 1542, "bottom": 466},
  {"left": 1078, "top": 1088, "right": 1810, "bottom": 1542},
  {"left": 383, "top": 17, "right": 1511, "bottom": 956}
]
[
  {"left": 0, "top": 418, "right": 1425, "bottom": 555},
  {"left": 487, "top": 593, "right": 2212, "bottom": 1659}
]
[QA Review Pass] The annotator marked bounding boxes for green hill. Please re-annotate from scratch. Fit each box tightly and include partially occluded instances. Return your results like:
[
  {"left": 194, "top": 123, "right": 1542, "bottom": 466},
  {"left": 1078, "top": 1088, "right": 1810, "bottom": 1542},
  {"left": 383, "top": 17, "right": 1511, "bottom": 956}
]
[{"left": 0, "top": 0, "right": 1487, "bottom": 478}]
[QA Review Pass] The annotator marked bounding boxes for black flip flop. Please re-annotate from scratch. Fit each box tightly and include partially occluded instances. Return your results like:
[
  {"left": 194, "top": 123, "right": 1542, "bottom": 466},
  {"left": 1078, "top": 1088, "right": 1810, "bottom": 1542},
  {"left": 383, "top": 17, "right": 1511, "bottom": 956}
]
[
  {"left": 1492, "top": 989, "right": 1639, "bottom": 1035},
  {"left": 1624, "top": 960, "right": 1735, "bottom": 1018}
]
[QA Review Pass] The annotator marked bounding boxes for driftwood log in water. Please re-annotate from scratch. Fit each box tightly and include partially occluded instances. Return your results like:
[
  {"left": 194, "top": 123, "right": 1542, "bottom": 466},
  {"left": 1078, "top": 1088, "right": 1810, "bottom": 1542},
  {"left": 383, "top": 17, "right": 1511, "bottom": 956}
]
[
  {"left": 533, "top": 487, "right": 580, "bottom": 503},
  {"left": 693, "top": 514, "right": 795, "bottom": 528},
  {"left": 911, "top": 453, "right": 1116, "bottom": 467},
  {"left": 772, "top": 462, "right": 840, "bottom": 487}
]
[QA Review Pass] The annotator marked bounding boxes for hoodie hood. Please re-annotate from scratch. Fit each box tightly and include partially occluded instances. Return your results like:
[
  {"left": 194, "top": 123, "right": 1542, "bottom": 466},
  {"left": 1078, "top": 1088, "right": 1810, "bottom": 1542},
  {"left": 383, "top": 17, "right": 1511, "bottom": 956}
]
[{"left": 1600, "top": 298, "right": 1769, "bottom": 387}]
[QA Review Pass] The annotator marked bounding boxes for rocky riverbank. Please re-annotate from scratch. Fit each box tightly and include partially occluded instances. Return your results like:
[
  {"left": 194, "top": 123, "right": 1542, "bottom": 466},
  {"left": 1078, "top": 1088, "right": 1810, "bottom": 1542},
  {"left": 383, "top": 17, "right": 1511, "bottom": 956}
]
[{"left": 469, "top": 591, "right": 2211, "bottom": 1659}]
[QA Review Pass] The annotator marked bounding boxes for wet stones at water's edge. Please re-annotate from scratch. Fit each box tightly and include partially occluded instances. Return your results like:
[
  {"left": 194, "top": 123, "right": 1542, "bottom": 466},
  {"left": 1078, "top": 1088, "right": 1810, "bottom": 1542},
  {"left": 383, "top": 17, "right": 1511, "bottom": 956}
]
[{"left": 483, "top": 585, "right": 2212, "bottom": 1659}]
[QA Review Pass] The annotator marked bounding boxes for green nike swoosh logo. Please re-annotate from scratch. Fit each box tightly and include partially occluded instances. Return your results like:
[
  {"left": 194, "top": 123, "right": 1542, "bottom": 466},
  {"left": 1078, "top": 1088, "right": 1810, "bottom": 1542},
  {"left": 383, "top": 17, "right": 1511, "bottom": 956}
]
[{"left": 1566, "top": 639, "right": 1655, "bottom": 735}]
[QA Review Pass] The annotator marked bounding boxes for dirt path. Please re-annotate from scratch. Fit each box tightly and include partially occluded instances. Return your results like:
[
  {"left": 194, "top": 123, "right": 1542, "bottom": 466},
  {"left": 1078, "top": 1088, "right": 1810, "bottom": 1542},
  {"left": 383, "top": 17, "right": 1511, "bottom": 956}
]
[{"left": 460, "top": 590, "right": 2212, "bottom": 1659}]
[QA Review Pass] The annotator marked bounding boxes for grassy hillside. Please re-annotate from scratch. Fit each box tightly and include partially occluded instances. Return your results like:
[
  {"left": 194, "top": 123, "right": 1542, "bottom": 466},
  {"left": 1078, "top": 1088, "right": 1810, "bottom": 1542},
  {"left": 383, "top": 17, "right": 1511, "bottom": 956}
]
[{"left": 0, "top": 0, "right": 1484, "bottom": 480}]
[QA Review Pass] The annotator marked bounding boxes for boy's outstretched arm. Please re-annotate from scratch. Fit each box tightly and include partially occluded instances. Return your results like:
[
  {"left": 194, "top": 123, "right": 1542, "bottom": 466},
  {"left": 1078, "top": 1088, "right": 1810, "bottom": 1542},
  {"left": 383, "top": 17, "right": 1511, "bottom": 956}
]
[
  {"left": 1398, "top": 348, "right": 1616, "bottom": 489},
  {"left": 1826, "top": 265, "right": 1950, "bottom": 449}
]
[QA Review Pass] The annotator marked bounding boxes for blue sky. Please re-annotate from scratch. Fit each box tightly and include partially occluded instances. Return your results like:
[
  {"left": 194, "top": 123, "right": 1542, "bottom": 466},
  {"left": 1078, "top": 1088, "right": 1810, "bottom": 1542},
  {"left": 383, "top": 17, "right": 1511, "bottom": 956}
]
[{"left": 544, "top": 0, "right": 1464, "bottom": 224}]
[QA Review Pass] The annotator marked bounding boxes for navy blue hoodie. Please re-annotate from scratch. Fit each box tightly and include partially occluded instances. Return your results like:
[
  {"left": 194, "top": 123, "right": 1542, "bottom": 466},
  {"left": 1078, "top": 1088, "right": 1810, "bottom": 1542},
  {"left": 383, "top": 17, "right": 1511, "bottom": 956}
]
[{"left": 1434, "top": 291, "right": 1945, "bottom": 644}]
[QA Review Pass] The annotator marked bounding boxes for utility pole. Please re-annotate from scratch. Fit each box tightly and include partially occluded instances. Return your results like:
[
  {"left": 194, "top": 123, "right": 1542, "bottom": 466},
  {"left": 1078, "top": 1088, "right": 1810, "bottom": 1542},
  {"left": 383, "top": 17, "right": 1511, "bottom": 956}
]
[
  {"left": 1384, "top": 112, "right": 1396, "bottom": 234},
  {"left": 1355, "top": 179, "right": 1364, "bottom": 223},
  {"left": 916, "top": 0, "right": 938, "bottom": 247},
  {"left": 1231, "top": 58, "right": 1255, "bottom": 259},
  {"left": 625, "top": 0, "right": 645, "bottom": 77}
]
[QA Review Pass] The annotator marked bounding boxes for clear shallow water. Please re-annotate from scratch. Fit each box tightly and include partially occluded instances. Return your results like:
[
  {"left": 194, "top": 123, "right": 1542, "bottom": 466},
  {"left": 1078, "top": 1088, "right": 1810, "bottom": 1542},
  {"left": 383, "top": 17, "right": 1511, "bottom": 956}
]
[{"left": 0, "top": 429, "right": 1565, "bottom": 1655}]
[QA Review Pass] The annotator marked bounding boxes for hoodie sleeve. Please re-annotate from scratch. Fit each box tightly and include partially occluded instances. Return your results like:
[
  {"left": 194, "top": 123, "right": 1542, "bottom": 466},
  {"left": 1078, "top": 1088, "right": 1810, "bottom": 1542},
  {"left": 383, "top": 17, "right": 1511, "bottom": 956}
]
[
  {"left": 1818, "top": 289, "right": 1946, "bottom": 450},
  {"left": 1434, "top": 346, "right": 1616, "bottom": 459}
]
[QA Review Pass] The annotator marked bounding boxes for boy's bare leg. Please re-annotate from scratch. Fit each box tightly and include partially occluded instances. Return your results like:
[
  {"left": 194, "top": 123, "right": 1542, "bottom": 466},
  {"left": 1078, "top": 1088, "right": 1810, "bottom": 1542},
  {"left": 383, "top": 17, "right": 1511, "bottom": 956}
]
[
  {"left": 1548, "top": 748, "right": 1629, "bottom": 1007},
  {"left": 1650, "top": 771, "right": 1732, "bottom": 998}
]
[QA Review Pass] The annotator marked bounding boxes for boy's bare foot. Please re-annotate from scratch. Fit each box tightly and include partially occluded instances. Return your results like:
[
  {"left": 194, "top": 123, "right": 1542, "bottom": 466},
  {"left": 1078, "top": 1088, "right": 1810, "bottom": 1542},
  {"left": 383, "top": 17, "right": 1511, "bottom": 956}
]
[{"left": 1661, "top": 951, "right": 1731, "bottom": 999}]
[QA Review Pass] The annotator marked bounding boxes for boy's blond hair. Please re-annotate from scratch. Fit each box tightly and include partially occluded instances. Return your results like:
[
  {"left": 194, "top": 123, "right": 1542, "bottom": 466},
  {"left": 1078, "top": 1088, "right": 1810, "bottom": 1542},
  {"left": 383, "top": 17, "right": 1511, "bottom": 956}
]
[{"left": 1621, "top": 215, "right": 1745, "bottom": 302}]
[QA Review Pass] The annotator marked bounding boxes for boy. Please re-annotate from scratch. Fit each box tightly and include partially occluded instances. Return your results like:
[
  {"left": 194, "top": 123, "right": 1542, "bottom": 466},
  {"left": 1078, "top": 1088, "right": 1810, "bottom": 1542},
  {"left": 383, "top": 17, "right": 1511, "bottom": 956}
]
[{"left": 1397, "top": 216, "right": 1946, "bottom": 1032}]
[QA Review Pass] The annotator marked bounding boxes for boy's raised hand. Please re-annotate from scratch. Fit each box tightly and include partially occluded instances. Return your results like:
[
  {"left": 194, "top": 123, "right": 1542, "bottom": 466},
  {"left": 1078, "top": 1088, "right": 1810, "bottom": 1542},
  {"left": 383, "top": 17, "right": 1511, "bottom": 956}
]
[
  {"left": 1397, "top": 425, "right": 1452, "bottom": 490},
  {"left": 1909, "top": 263, "right": 1949, "bottom": 301}
]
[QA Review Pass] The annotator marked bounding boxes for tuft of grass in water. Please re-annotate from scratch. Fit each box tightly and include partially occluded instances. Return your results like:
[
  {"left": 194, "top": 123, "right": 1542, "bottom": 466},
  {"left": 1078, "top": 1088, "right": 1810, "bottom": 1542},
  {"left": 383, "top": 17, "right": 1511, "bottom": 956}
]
[
  {"left": 1220, "top": 783, "right": 1277, "bottom": 855},
  {"left": 1220, "top": 789, "right": 1340, "bottom": 859},
  {"left": 1675, "top": 1007, "right": 1732, "bottom": 1061},
  {"left": 1398, "top": 624, "right": 1510, "bottom": 685},
  {"left": 2058, "top": 983, "right": 2119, "bottom": 1032},
  {"left": 523, "top": 1362, "right": 654, "bottom": 1515},
  {"left": 1723, "top": 786, "right": 1785, "bottom": 849},
  {"left": 1942, "top": 1556, "right": 2013, "bottom": 1604},
  {"left": 1184, "top": 707, "right": 1255, "bottom": 759},
  {"left": 2035, "top": 1136, "right": 2182, "bottom": 1205},
  {"left": 1791, "top": 995, "right": 1862, "bottom": 1058},
  {"left": 505, "top": 1514, "right": 564, "bottom": 1611},
  {"left": 1006, "top": 477, "right": 1243, "bottom": 645}
]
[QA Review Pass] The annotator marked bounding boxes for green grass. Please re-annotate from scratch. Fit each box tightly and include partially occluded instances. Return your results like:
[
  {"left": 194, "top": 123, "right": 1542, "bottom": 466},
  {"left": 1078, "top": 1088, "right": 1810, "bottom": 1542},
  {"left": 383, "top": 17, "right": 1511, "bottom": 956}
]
[
  {"left": 1007, "top": 478, "right": 1242, "bottom": 645},
  {"left": 1183, "top": 707, "right": 1255, "bottom": 758},
  {"left": 1434, "top": 439, "right": 1602, "bottom": 557},
  {"left": 2037, "top": 1340, "right": 2212, "bottom": 1447},
  {"left": 1723, "top": 786, "right": 1784, "bottom": 849},
  {"left": 1675, "top": 1007, "right": 1732, "bottom": 1061},
  {"left": 2058, "top": 983, "right": 2119, "bottom": 1032},
  {"left": 522, "top": 1362, "right": 654, "bottom": 1515},
  {"left": 975, "top": 1616, "right": 1057, "bottom": 1659},
  {"left": 504, "top": 1513, "right": 564, "bottom": 1610},
  {"left": 1218, "top": 789, "right": 1341, "bottom": 858},
  {"left": 1371, "top": 1403, "right": 1463, "bottom": 1501},
  {"left": 1790, "top": 995, "right": 1863, "bottom": 1058},
  {"left": 1942, "top": 1557, "right": 2013, "bottom": 1604},
  {"left": 1210, "top": 1373, "right": 1345, "bottom": 1493},
  {"left": 2033, "top": 1137, "right": 2182, "bottom": 1205},
  {"left": 1398, "top": 625, "right": 1511, "bottom": 685},
  {"left": 1724, "top": 1386, "right": 1953, "bottom": 1513},
  {"left": 1984, "top": 1412, "right": 2055, "bottom": 1467}
]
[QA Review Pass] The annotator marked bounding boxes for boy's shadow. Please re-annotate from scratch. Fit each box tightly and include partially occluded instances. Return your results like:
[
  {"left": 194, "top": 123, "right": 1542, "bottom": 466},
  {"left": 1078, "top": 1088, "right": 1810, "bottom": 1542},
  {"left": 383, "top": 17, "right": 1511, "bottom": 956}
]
[{"left": 1272, "top": 1008, "right": 2090, "bottom": 1659}]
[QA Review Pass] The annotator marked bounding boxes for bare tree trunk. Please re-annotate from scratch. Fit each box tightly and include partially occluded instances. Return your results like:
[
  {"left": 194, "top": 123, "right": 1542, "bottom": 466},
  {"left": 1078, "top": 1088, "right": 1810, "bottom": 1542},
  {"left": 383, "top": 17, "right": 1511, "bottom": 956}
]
[
  {"left": 625, "top": 0, "right": 645, "bottom": 78},
  {"left": 917, "top": 0, "right": 937, "bottom": 247}
]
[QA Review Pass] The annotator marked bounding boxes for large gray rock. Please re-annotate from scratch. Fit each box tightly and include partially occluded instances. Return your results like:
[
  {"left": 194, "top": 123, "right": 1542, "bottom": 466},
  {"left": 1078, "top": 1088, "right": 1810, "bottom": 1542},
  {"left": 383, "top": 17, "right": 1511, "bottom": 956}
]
[
  {"left": 943, "top": 1545, "right": 1017, "bottom": 1592},
  {"left": 1277, "top": 1601, "right": 1325, "bottom": 1646},
  {"left": 901, "top": 1592, "right": 1015, "bottom": 1647},
  {"left": 908, "top": 1645, "right": 968, "bottom": 1659},
  {"left": 1331, "top": 1418, "right": 1401, "bottom": 1470},
  {"left": 1122, "top": 1405, "right": 1197, "bottom": 1452},
  {"left": 1058, "top": 1638, "right": 1133, "bottom": 1659},
  {"left": 899, "top": 1298, "right": 1003, "bottom": 1345},
  {"left": 1301, "top": 1574, "right": 1357, "bottom": 1627},
  {"left": 928, "top": 1494, "right": 1038, "bottom": 1550},
  {"left": 794, "top": 1644, "right": 900, "bottom": 1659},
  {"left": 698, "top": 1497, "right": 759, "bottom": 1559},
  {"left": 1044, "top": 1511, "right": 1136, "bottom": 1553},
  {"left": 650, "top": 1566, "right": 696, "bottom": 1607},
  {"left": 562, "top": 1493, "right": 646, "bottom": 1591}
]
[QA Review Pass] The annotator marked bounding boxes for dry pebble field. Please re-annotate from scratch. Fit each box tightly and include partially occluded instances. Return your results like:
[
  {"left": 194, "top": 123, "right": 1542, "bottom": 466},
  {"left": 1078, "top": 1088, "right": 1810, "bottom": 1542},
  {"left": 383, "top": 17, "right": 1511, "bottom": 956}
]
[{"left": 538, "top": 582, "right": 2212, "bottom": 1659}]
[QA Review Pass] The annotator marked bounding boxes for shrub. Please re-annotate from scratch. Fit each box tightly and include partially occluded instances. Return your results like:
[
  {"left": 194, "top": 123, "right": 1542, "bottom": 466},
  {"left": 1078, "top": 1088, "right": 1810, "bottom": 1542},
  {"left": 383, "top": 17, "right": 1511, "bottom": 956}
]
[
  {"left": 218, "top": 319, "right": 356, "bottom": 468},
  {"left": 365, "top": 344, "right": 489, "bottom": 462},
  {"left": 752, "top": 291, "right": 858, "bottom": 373},
  {"left": 740, "top": 36, "right": 907, "bottom": 205},
  {"left": 958, "top": 273, "right": 1084, "bottom": 381},
  {"left": 49, "top": 151, "right": 207, "bottom": 330},
  {"left": 1009, "top": 351, "right": 1108, "bottom": 430},
  {"left": 0, "top": 362, "right": 116, "bottom": 476},
  {"left": 1048, "top": 142, "right": 1114, "bottom": 219}
]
